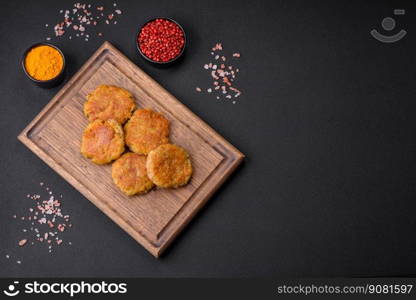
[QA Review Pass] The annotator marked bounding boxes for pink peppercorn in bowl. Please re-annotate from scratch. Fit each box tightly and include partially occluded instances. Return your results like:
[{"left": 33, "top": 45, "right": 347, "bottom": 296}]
[{"left": 136, "top": 17, "right": 186, "bottom": 65}]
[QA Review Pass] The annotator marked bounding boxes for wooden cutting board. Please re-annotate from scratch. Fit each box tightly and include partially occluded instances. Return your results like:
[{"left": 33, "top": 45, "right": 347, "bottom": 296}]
[{"left": 18, "top": 42, "right": 244, "bottom": 257}]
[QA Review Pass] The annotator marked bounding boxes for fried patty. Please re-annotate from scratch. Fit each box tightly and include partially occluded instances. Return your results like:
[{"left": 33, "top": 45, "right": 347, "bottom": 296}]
[
  {"left": 80, "top": 119, "right": 125, "bottom": 164},
  {"left": 83, "top": 85, "right": 136, "bottom": 124},
  {"left": 111, "top": 152, "right": 154, "bottom": 195},
  {"left": 124, "top": 109, "right": 170, "bottom": 155},
  {"left": 146, "top": 144, "right": 192, "bottom": 188}
]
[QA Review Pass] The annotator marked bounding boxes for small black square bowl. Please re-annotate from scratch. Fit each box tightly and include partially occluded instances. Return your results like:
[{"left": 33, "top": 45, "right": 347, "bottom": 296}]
[
  {"left": 136, "top": 17, "right": 186, "bottom": 66},
  {"left": 22, "top": 43, "right": 66, "bottom": 88}
]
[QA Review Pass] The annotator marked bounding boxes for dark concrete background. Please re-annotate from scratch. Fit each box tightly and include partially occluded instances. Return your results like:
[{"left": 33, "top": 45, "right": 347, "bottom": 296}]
[{"left": 1, "top": 0, "right": 415, "bottom": 277}]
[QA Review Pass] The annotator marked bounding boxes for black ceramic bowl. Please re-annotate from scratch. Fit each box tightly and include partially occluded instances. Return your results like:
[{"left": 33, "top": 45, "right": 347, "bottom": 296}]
[
  {"left": 136, "top": 17, "right": 186, "bottom": 66},
  {"left": 22, "top": 43, "right": 66, "bottom": 88}
]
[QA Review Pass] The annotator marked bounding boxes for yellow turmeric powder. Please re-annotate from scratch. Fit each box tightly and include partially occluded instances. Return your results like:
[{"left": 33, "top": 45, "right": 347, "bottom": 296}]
[{"left": 24, "top": 45, "right": 63, "bottom": 81}]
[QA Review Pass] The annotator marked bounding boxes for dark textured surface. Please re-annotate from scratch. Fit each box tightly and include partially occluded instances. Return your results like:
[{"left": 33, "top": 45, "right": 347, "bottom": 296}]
[{"left": 1, "top": 0, "right": 415, "bottom": 277}]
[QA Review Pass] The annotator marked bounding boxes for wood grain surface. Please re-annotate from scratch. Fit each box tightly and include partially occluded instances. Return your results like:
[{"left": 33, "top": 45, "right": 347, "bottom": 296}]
[{"left": 18, "top": 42, "right": 244, "bottom": 257}]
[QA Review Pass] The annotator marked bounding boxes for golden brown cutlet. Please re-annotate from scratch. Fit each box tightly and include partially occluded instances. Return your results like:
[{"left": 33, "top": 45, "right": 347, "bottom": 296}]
[
  {"left": 146, "top": 144, "right": 192, "bottom": 188},
  {"left": 84, "top": 85, "right": 136, "bottom": 124},
  {"left": 80, "top": 119, "right": 125, "bottom": 164},
  {"left": 112, "top": 152, "right": 154, "bottom": 195},
  {"left": 124, "top": 109, "right": 170, "bottom": 155}
]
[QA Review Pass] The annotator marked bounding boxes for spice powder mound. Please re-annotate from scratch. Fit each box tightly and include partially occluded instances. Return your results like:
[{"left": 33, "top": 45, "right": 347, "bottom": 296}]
[
  {"left": 24, "top": 45, "right": 63, "bottom": 81},
  {"left": 5, "top": 182, "right": 73, "bottom": 264}
]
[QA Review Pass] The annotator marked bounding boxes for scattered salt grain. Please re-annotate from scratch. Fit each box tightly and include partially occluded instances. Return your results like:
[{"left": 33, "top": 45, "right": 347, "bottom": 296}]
[
  {"left": 195, "top": 42, "right": 242, "bottom": 104},
  {"left": 46, "top": 2, "right": 122, "bottom": 42},
  {"left": 212, "top": 43, "right": 222, "bottom": 51},
  {"left": 10, "top": 182, "right": 73, "bottom": 259}
]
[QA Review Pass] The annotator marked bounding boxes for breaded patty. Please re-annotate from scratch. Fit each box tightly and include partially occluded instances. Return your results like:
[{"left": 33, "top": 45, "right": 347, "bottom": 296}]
[
  {"left": 111, "top": 152, "right": 154, "bottom": 195},
  {"left": 83, "top": 85, "right": 136, "bottom": 124},
  {"left": 124, "top": 109, "right": 170, "bottom": 155},
  {"left": 80, "top": 119, "right": 125, "bottom": 164},
  {"left": 146, "top": 144, "right": 192, "bottom": 188}
]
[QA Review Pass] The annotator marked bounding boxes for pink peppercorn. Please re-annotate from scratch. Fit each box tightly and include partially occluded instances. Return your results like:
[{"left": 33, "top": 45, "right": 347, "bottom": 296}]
[{"left": 138, "top": 18, "right": 185, "bottom": 63}]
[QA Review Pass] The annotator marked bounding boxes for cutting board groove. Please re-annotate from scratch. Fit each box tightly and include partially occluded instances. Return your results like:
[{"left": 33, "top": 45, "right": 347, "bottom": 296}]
[{"left": 18, "top": 42, "right": 244, "bottom": 257}]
